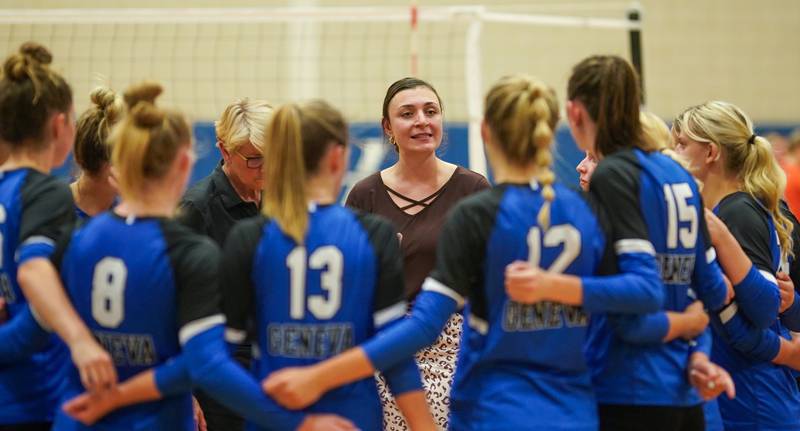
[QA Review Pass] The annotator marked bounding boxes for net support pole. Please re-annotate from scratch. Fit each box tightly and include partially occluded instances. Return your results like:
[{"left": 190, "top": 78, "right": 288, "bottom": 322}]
[
  {"left": 287, "top": 0, "right": 320, "bottom": 100},
  {"left": 627, "top": 2, "right": 644, "bottom": 104},
  {"left": 464, "top": 8, "right": 486, "bottom": 177}
]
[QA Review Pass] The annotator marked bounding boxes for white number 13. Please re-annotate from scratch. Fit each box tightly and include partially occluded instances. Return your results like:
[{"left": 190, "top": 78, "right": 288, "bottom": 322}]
[{"left": 287, "top": 246, "right": 343, "bottom": 319}]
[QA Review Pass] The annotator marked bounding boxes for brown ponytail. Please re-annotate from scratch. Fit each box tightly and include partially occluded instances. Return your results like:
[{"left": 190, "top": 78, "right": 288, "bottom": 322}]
[{"left": 567, "top": 55, "right": 646, "bottom": 157}]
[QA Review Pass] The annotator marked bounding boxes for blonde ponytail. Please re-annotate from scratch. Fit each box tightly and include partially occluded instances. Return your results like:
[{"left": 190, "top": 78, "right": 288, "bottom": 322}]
[
  {"left": 262, "top": 104, "right": 308, "bottom": 244},
  {"left": 674, "top": 101, "right": 793, "bottom": 258},
  {"left": 743, "top": 135, "right": 793, "bottom": 258},
  {"left": 262, "top": 100, "right": 348, "bottom": 244}
]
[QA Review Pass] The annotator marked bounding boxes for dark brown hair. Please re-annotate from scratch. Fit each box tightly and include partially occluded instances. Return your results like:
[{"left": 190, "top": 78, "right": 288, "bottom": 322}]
[
  {"left": 381, "top": 77, "right": 442, "bottom": 151},
  {"left": 74, "top": 87, "right": 123, "bottom": 175},
  {"left": 0, "top": 41, "right": 73, "bottom": 148},
  {"left": 262, "top": 99, "right": 348, "bottom": 244},
  {"left": 567, "top": 55, "right": 646, "bottom": 157}
]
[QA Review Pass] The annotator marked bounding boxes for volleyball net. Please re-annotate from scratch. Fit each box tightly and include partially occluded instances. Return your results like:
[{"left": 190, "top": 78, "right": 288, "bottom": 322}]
[{"left": 0, "top": 3, "right": 643, "bottom": 187}]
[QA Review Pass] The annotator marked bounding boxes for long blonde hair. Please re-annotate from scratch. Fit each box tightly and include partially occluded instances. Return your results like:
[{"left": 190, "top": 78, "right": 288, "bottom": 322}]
[
  {"left": 673, "top": 101, "right": 793, "bottom": 258},
  {"left": 261, "top": 100, "right": 347, "bottom": 244},
  {"left": 483, "top": 74, "right": 559, "bottom": 229},
  {"left": 216, "top": 98, "right": 273, "bottom": 152},
  {"left": 109, "top": 82, "right": 191, "bottom": 201}
]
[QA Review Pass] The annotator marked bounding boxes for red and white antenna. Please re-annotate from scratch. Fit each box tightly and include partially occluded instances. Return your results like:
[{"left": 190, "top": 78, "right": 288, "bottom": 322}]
[{"left": 409, "top": 0, "right": 419, "bottom": 76}]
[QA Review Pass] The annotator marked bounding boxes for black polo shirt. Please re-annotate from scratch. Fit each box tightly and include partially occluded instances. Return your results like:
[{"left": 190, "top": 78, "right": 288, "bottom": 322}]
[{"left": 178, "top": 161, "right": 260, "bottom": 246}]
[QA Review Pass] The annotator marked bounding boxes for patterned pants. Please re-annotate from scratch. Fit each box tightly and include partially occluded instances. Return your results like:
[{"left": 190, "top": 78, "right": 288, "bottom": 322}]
[{"left": 376, "top": 314, "right": 462, "bottom": 431}]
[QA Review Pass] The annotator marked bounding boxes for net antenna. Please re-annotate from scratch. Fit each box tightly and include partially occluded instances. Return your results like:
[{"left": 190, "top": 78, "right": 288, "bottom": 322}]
[{"left": 0, "top": 4, "right": 642, "bottom": 177}]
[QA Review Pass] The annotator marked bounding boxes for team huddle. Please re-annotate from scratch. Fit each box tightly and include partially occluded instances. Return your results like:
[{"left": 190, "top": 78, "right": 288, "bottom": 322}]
[{"left": 0, "top": 40, "right": 798, "bottom": 431}]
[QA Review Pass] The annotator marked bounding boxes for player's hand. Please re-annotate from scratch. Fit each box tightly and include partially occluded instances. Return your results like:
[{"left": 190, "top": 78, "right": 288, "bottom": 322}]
[
  {"left": 723, "top": 274, "right": 735, "bottom": 305},
  {"left": 0, "top": 298, "right": 7, "bottom": 324},
  {"left": 62, "top": 390, "right": 119, "bottom": 425},
  {"left": 263, "top": 366, "right": 325, "bottom": 410},
  {"left": 778, "top": 272, "right": 795, "bottom": 313},
  {"left": 70, "top": 338, "right": 117, "bottom": 393},
  {"left": 505, "top": 260, "right": 547, "bottom": 304},
  {"left": 193, "top": 396, "right": 207, "bottom": 431},
  {"left": 297, "top": 414, "right": 358, "bottom": 431},
  {"left": 688, "top": 352, "right": 735, "bottom": 401},
  {"left": 681, "top": 301, "right": 709, "bottom": 340},
  {"left": 704, "top": 209, "right": 730, "bottom": 248}
]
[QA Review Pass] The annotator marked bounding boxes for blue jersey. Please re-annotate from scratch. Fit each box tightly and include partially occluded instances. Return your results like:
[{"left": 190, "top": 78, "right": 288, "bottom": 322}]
[
  {"left": 0, "top": 168, "right": 73, "bottom": 424},
  {"left": 710, "top": 192, "right": 800, "bottom": 430},
  {"left": 419, "top": 182, "right": 606, "bottom": 430},
  {"left": 51, "top": 212, "right": 221, "bottom": 431},
  {"left": 586, "top": 149, "right": 727, "bottom": 407},
  {"left": 221, "top": 205, "right": 410, "bottom": 431}
]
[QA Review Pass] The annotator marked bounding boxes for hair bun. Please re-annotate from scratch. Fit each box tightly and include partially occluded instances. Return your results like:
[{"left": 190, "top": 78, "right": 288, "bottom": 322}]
[
  {"left": 3, "top": 41, "right": 53, "bottom": 82},
  {"left": 124, "top": 82, "right": 164, "bottom": 128},
  {"left": 90, "top": 87, "right": 123, "bottom": 123},
  {"left": 130, "top": 103, "right": 164, "bottom": 128},
  {"left": 19, "top": 42, "right": 53, "bottom": 65},
  {"left": 123, "top": 81, "right": 163, "bottom": 111}
]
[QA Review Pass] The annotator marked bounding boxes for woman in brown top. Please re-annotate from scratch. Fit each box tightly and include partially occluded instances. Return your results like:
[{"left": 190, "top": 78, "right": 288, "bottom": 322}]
[{"left": 346, "top": 77, "right": 489, "bottom": 430}]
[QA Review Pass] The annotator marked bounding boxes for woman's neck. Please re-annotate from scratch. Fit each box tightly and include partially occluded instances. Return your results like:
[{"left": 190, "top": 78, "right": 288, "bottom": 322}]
[
  {"left": 114, "top": 188, "right": 176, "bottom": 219},
  {"left": 491, "top": 159, "right": 539, "bottom": 184},
  {"left": 222, "top": 164, "right": 260, "bottom": 203},
  {"left": 71, "top": 173, "right": 117, "bottom": 217},
  {"left": 1, "top": 147, "right": 54, "bottom": 174},
  {"left": 306, "top": 175, "right": 339, "bottom": 205},
  {"left": 392, "top": 150, "right": 440, "bottom": 184},
  {"left": 701, "top": 172, "right": 741, "bottom": 209}
]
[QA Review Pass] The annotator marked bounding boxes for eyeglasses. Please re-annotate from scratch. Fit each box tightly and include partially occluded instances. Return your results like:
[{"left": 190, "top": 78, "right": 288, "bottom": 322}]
[{"left": 234, "top": 149, "right": 264, "bottom": 169}]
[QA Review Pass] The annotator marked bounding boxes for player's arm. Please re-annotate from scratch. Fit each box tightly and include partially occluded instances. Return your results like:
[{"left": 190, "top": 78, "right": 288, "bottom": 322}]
[
  {"left": 608, "top": 301, "right": 709, "bottom": 345},
  {"left": 506, "top": 162, "right": 663, "bottom": 314},
  {"left": 18, "top": 178, "right": 115, "bottom": 391},
  {"left": 0, "top": 304, "right": 51, "bottom": 364},
  {"left": 711, "top": 301, "right": 783, "bottom": 363},
  {"left": 779, "top": 290, "right": 800, "bottom": 331},
  {"left": 265, "top": 203, "right": 485, "bottom": 412},
  {"left": 708, "top": 205, "right": 780, "bottom": 329}
]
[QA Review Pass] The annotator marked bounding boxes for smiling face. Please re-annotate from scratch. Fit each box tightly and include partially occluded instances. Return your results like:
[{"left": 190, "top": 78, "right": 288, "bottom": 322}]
[
  {"left": 575, "top": 150, "right": 598, "bottom": 191},
  {"left": 383, "top": 86, "right": 443, "bottom": 156}
]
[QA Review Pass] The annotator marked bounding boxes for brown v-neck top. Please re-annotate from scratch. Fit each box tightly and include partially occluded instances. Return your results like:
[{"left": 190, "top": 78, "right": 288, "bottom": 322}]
[{"left": 346, "top": 166, "right": 490, "bottom": 298}]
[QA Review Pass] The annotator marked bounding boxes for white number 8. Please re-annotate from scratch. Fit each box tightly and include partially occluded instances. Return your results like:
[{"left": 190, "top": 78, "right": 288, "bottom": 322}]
[{"left": 92, "top": 257, "right": 127, "bottom": 328}]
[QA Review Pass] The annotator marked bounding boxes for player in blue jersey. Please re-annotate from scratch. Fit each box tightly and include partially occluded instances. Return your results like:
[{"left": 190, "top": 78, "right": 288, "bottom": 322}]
[
  {"left": 672, "top": 100, "right": 800, "bottom": 430},
  {"left": 70, "top": 87, "right": 122, "bottom": 220},
  {"left": 569, "top": 114, "right": 736, "bottom": 431},
  {"left": 58, "top": 96, "right": 427, "bottom": 431},
  {"left": 262, "top": 74, "right": 678, "bottom": 430},
  {"left": 501, "top": 55, "right": 731, "bottom": 430},
  {"left": 0, "top": 41, "right": 116, "bottom": 430},
  {"left": 216, "top": 99, "right": 434, "bottom": 431},
  {"left": 44, "top": 83, "right": 361, "bottom": 431}
]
